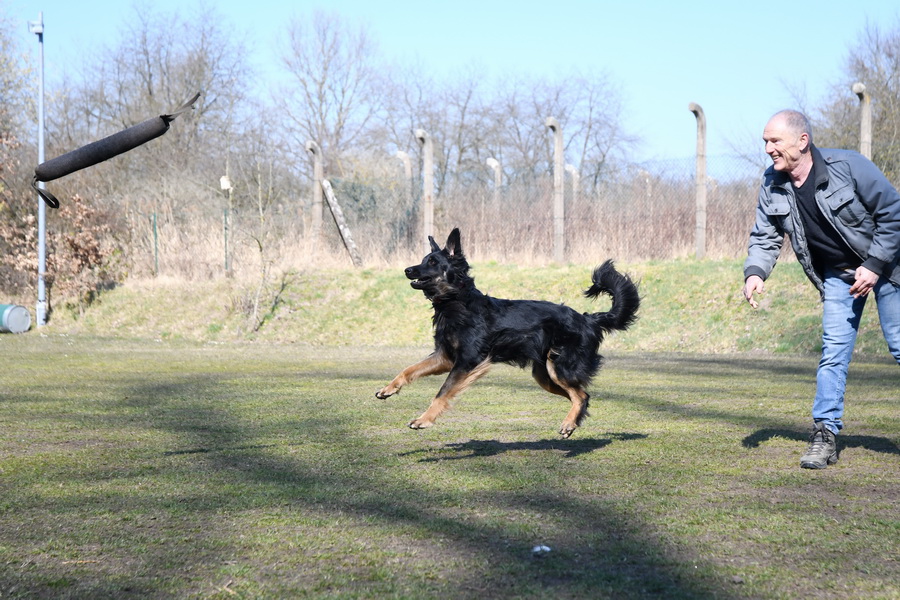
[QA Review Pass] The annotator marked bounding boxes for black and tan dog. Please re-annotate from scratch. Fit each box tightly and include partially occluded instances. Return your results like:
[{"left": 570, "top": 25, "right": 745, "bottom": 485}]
[{"left": 376, "top": 228, "right": 640, "bottom": 438}]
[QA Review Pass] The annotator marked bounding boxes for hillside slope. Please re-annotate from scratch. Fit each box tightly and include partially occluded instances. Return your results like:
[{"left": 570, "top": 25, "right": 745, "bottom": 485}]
[{"left": 38, "top": 259, "right": 891, "bottom": 355}]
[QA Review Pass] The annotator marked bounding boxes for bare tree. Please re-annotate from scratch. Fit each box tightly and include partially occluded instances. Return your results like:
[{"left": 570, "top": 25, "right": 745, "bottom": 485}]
[
  {"left": 0, "top": 9, "right": 39, "bottom": 293},
  {"left": 27, "top": 1, "right": 258, "bottom": 287},
  {"left": 817, "top": 18, "right": 900, "bottom": 182},
  {"left": 0, "top": 10, "right": 32, "bottom": 140},
  {"left": 47, "top": 5, "right": 252, "bottom": 186},
  {"left": 277, "top": 10, "right": 385, "bottom": 177},
  {"left": 567, "top": 71, "right": 637, "bottom": 189}
]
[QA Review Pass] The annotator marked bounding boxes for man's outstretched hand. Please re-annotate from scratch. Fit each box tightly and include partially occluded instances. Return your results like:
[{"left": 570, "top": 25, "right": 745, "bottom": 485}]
[{"left": 742, "top": 275, "right": 765, "bottom": 309}]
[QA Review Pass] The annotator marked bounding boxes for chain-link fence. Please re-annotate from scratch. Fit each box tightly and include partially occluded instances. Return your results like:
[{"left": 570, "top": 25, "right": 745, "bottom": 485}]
[
  {"left": 319, "top": 153, "right": 767, "bottom": 265},
  {"left": 456, "top": 155, "right": 765, "bottom": 263},
  {"left": 119, "top": 153, "right": 771, "bottom": 277}
]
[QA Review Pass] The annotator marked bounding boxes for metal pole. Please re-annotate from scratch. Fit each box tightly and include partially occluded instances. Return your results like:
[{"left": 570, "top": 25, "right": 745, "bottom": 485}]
[
  {"left": 689, "top": 102, "right": 707, "bottom": 259},
  {"left": 545, "top": 117, "right": 565, "bottom": 263},
  {"left": 396, "top": 150, "right": 412, "bottom": 200},
  {"left": 851, "top": 83, "right": 872, "bottom": 160},
  {"left": 565, "top": 164, "right": 580, "bottom": 207},
  {"left": 415, "top": 129, "right": 433, "bottom": 253},
  {"left": 29, "top": 13, "right": 47, "bottom": 326}
]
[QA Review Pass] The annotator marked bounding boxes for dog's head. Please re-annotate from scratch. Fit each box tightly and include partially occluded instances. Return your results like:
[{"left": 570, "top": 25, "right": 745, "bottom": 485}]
[{"left": 404, "top": 228, "right": 470, "bottom": 301}]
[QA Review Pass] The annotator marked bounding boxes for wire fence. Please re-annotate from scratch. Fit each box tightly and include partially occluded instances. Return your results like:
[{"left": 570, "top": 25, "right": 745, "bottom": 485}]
[
  {"left": 121, "top": 153, "right": 769, "bottom": 278},
  {"left": 431, "top": 155, "right": 766, "bottom": 263}
]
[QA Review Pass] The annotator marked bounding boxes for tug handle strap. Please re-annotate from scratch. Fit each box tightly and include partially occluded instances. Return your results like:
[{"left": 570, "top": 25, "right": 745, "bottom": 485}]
[{"left": 32, "top": 92, "right": 201, "bottom": 208}]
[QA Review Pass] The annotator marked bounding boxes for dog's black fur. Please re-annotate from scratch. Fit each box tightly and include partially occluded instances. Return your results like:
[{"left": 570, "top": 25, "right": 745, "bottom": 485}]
[{"left": 376, "top": 228, "right": 640, "bottom": 438}]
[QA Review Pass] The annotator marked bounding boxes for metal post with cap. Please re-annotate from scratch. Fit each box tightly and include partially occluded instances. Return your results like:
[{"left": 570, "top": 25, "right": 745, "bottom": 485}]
[
  {"left": 851, "top": 82, "right": 872, "bottom": 160},
  {"left": 689, "top": 102, "right": 707, "bottom": 260},
  {"left": 28, "top": 12, "right": 46, "bottom": 326}
]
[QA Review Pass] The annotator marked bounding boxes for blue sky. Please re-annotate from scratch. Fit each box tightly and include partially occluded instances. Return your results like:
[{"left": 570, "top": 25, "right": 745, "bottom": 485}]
[{"left": 9, "top": 0, "right": 900, "bottom": 163}]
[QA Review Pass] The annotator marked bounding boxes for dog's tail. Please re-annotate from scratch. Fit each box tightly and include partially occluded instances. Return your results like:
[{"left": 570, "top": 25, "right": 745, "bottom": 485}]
[{"left": 583, "top": 260, "right": 640, "bottom": 334}]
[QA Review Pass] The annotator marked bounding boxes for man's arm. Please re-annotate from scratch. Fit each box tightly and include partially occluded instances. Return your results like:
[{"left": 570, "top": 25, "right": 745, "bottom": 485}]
[{"left": 852, "top": 155, "right": 900, "bottom": 272}]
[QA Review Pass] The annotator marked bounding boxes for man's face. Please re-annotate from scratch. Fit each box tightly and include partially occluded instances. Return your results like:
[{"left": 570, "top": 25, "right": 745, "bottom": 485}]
[{"left": 763, "top": 117, "right": 808, "bottom": 173}]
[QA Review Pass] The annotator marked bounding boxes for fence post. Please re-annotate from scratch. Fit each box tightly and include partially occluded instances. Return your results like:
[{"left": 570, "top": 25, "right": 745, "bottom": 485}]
[
  {"left": 396, "top": 150, "right": 413, "bottom": 202},
  {"left": 305, "top": 140, "right": 324, "bottom": 253},
  {"left": 545, "top": 117, "right": 565, "bottom": 263},
  {"left": 689, "top": 102, "right": 707, "bottom": 259},
  {"left": 219, "top": 174, "right": 233, "bottom": 276},
  {"left": 565, "top": 164, "right": 580, "bottom": 207},
  {"left": 415, "top": 129, "right": 434, "bottom": 252},
  {"left": 851, "top": 82, "right": 872, "bottom": 160},
  {"left": 321, "top": 179, "right": 363, "bottom": 268},
  {"left": 486, "top": 157, "right": 501, "bottom": 205}
]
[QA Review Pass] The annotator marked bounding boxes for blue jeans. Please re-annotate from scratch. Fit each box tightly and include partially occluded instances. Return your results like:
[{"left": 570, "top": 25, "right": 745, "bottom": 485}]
[{"left": 815, "top": 268, "right": 900, "bottom": 434}]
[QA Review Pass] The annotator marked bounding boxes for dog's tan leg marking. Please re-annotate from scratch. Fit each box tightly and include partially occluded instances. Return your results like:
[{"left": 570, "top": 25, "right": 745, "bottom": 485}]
[
  {"left": 545, "top": 358, "right": 589, "bottom": 438},
  {"left": 376, "top": 350, "right": 452, "bottom": 399},
  {"left": 408, "top": 359, "right": 492, "bottom": 429},
  {"left": 532, "top": 363, "right": 569, "bottom": 398}
]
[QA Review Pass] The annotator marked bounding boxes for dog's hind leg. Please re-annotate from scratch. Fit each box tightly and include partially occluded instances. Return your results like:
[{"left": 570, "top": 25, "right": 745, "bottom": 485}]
[
  {"left": 409, "top": 360, "right": 492, "bottom": 429},
  {"left": 544, "top": 359, "right": 590, "bottom": 439},
  {"left": 376, "top": 350, "right": 453, "bottom": 399},
  {"left": 532, "top": 362, "right": 570, "bottom": 399}
]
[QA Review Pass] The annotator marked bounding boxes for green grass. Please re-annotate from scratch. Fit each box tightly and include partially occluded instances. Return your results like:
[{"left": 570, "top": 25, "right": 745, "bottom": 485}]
[
  {"left": 42, "top": 259, "right": 891, "bottom": 355},
  {"left": 0, "top": 336, "right": 897, "bottom": 599}
]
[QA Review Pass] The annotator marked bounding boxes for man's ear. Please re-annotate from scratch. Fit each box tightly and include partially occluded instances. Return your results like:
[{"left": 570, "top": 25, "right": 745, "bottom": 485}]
[
  {"left": 798, "top": 132, "right": 811, "bottom": 152},
  {"left": 445, "top": 228, "right": 462, "bottom": 257}
]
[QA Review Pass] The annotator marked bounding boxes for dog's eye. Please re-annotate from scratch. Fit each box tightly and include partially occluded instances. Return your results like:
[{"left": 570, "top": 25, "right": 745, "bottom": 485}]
[{"left": 428, "top": 258, "right": 436, "bottom": 266}]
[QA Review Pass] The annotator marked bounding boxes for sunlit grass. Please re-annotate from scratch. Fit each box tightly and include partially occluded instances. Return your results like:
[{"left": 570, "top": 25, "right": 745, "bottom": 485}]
[{"left": 0, "top": 336, "right": 896, "bottom": 598}]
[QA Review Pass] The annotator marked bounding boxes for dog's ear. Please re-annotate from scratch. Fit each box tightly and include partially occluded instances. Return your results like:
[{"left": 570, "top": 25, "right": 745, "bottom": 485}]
[
  {"left": 445, "top": 228, "right": 462, "bottom": 257},
  {"left": 428, "top": 236, "right": 440, "bottom": 253}
]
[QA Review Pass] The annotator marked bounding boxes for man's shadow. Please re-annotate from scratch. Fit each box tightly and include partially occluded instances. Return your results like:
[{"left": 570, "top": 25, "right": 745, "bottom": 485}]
[
  {"left": 400, "top": 432, "right": 648, "bottom": 462},
  {"left": 743, "top": 428, "right": 900, "bottom": 457}
]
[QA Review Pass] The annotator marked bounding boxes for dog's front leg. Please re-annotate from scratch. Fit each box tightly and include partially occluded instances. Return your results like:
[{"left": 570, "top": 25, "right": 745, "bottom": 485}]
[
  {"left": 408, "top": 360, "right": 491, "bottom": 429},
  {"left": 376, "top": 350, "right": 452, "bottom": 399}
]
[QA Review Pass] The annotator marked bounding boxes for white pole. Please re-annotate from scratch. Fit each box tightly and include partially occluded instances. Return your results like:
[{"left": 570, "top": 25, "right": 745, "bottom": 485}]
[{"left": 29, "top": 13, "right": 47, "bottom": 326}]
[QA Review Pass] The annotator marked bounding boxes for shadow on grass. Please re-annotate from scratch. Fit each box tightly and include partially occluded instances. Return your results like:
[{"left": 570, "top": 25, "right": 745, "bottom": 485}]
[
  {"left": 7, "top": 348, "right": 897, "bottom": 598},
  {"left": 743, "top": 428, "right": 900, "bottom": 455},
  {"left": 399, "top": 433, "right": 648, "bottom": 461},
  {"left": 162, "top": 444, "right": 277, "bottom": 456},
  {"left": 0, "top": 374, "right": 733, "bottom": 599}
]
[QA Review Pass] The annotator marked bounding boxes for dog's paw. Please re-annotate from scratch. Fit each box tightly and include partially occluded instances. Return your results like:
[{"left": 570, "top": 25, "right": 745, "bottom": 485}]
[
  {"left": 558, "top": 423, "right": 577, "bottom": 438},
  {"left": 375, "top": 386, "right": 398, "bottom": 399},
  {"left": 408, "top": 418, "right": 434, "bottom": 430}
]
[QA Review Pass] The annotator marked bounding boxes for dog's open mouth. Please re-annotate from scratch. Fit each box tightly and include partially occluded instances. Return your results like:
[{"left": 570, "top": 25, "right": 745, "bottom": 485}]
[{"left": 410, "top": 277, "right": 431, "bottom": 289}]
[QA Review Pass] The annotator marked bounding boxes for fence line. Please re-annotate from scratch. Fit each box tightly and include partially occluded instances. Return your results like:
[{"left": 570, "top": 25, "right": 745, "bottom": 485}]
[{"left": 122, "top": 152, "right": 771, "bottom": 278}]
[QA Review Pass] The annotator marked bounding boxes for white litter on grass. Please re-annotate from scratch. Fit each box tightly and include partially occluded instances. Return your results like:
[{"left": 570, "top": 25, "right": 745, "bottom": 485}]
[{"left": 531, "top": 545, "right": 551, "bottom": 556}]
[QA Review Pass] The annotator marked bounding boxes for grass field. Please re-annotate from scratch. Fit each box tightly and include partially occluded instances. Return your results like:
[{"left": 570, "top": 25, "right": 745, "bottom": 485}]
[{"left": 1, "top": 335, "right": 897, "bottom": 599}]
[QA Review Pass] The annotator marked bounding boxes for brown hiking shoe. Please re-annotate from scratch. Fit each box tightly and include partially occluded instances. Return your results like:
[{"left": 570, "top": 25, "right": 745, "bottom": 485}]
[{"left": 800, "top": 423, "right": 838, "bottom": 469}]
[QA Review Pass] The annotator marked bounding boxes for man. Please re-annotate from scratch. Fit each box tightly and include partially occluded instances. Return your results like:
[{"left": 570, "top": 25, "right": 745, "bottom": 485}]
[{"left": 742, "top": 109, "right": 900, "bottom": 469}]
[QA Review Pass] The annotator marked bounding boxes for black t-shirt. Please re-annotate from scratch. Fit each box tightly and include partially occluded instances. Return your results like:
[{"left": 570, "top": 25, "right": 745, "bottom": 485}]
[{"left": 793, "top": 157, "right": 859, "bottom": 273}]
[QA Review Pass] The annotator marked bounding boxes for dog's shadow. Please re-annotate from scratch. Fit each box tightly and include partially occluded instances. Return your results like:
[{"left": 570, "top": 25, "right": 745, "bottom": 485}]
[
  {"left": 400, "top": 432, "right": 648, "bottom": 462},
  {"left": 743, "top": 428, "right": 900, "bottom": 456}
]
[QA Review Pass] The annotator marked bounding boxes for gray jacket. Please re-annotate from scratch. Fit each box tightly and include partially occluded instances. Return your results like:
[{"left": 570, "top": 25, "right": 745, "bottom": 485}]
[{"left": 744, "top": 146, "right": 900, "bottom": 296}]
